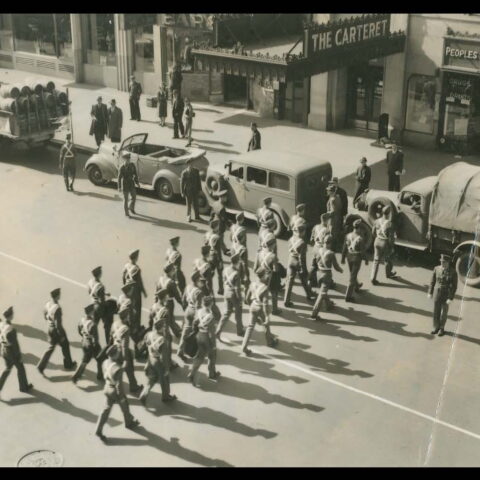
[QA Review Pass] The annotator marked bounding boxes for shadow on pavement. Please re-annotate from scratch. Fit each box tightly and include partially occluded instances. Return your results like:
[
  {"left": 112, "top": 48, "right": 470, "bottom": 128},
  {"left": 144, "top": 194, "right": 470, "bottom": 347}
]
[
  {"left": 4, "top": 396, "right": 39, "bottom": 406},
  {"left": 16, "top": 324, "right": 47, "bottom": 342},
  {"left": 133, "top": 213, "right": 208, "bottom": 233},
  {"left": 193, "top": 144, "right": 240, "bottom": 155},
  {"left": 216, "top": 112, "right": 308, "bottom": 131},
  {"left": 72, "top": 190, "right": 122, "bottom": 202},
  {"left": 194, "top": 138, "right": 233, "bottom": 147}
]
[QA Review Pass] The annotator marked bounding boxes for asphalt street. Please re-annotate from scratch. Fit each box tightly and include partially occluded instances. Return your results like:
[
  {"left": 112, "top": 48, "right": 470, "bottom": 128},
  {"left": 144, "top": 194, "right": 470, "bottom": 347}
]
[{"left": 0, "top": 145, "right": 479, "bottom": 467}]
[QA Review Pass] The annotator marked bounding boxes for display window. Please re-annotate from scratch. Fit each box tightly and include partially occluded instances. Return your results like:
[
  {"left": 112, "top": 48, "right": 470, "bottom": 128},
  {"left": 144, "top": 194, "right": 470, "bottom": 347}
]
[
  {"left": 82, "top": 14, "right": 116, "bottom": 66},
  {"left": 0, "top": 14, "right": 13, "bottom": 52},
  {"left": 134, "top": 24, "right": 154, "bottom": 72},
  {"left": 405, "top": 75, "right": 436, "bottom": 134}
]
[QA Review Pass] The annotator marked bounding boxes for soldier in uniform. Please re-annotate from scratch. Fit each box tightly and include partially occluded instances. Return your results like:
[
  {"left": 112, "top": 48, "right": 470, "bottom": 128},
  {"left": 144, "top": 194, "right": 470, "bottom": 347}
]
[
  {"left": 257, "top": 197, "right": 275, "bottom": 236},
  {"left": 258, "top": 218, "right": 278, "bottom": 254},
  {"left": 428, "top": 254, "right": 458, "bottom": 336},
  {"left": 166, "top": 236, "right": 186, "bottom": 296},
  {"left": 210, "top": 190, "right": 231, "bottom": 256},
  {"left": 329, "top": 177, "right": 348, "bottom": 219},
  {"left": 216, "top": 252, "right": 244, "bottom": 341},
  {"left": 139, "top": 307, "right": 177, "bottom": 406},
  {"left": 128, "top": 75, "right": 142, "bottom": 121},
  {"left": 180, "top": 159, "right": 202, "bottom": 222},
  {"left": 110, "top": 300, "right": 142, "bottom": 395},
  {"left": 118, "top": 152, "right": 140, "bottom": 218},
  {"left": 371, "top": 206, "right": 397, "bottom": 285},
  {"left": 59, "top": 133, "right": 76, "bottom": 192},
  {"left": 178, "top": 271, "right": 205, "bottom": 362},
  {"left": 95, "top": 344, "right": 140, "bottom": 442},
  {"left": 205, "top": 219, "right": 225, "bottom": 295},
  {"left": 156, "top": 263, "right": 183, "bottom": 340},
  {"left": 341, "top": 220, "right": 368, "bottom": 303},
  {"left": 289, "top": 204, "right": 307, "bottom": 232},
  {"left": 242, "top": 268, "right": 279, "bottom": 356},
  {"left": 230, "top": 212, "right": 250, "bottom": 288},
  {"left": 327, "top": 185, "right": 344, "bottom": 251},
  {"left": 187, "top": 295, "right": 221, "bottom": 387},
  {"left": 37, "top": 288, "right": 77, "bottom": 374},
  {"left": 310, "top": 235, "right": 343, "bottom": 321},
  {"left": 309, "top": 213, "right": 332, "bottom": 288},
  {"left": 0, "top": 307, "right": 33, "bottom": 394},
  {"left": 88, "top": 266, "right": 113, "bottom": 344},
  {"left": 284, "top": 223, "right": 315, "bottom": 308},
  {"left": 72, "top": 304, "right": 103, "bottom": 383}
]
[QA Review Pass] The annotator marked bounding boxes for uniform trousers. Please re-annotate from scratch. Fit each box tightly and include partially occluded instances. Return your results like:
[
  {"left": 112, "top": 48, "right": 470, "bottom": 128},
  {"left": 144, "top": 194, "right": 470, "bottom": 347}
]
[
  {"left": 63, "top": 164, "right": 76, "bottom": 189},
  {"left": 190, "top": 332, "right": 216, "bottom": 378},
  {"left": 72, "top": 343, "right": 103, "bottom": 382},
  {"left": 129, "top": 97, "right": 141, "bottom": 121},
  {"left": 0, "top": 355, "right": 29, "bottom": 391},
  {"left": 122, "top": 186, "right": 136, "bottom": 215},
  {"left": 140, "top": 357, "right": 171, "bottom": 401},
  {"left": 284, "top": 261, "right": 311, "bottom": 304},
  {"left": 37, "top": 328, "right": 75, "bottom": 371},
  {"left": 372, "top": 238, "right": 394, "bottom": 280},
  {"left": 241, "top": 307, "right": 275, "bottom": 350},
  {"left": 217, "top": 295, "right": 243, "bottom": 335},
  {"left": 345, "top": 254, "right": 362, "bottom": 300},
  {"left": 388, "top": 174, "right": 400, "bottom": 192},
  {"left": 433, "top": 296, "right": 449, "bottom": 330},
  {"left": 185, "top": 191, "right": 200, "bottom": 219},
  {"left": 311, "top": 270, "right": 334, "bottom": 317},
  {"left": 178, "top": 306, "right": 195, "bottom": 356},
  {"left": 95, "top": 384, "right": 134, "bottom": 435}
]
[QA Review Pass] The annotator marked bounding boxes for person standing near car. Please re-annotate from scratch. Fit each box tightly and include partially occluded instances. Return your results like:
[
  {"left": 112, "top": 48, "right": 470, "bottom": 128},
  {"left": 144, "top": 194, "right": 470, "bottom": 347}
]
[
  {"left": 386, "top": 143, "right": 405, "bottom": 192},
  {"left": 184, "top": 97, "right": 195, "bottom": 147},
  {"left": 90, "top": 96, "right": 109, "bottom": 149},
  {"left": 180, "top": 159, "right": 202, "bottom": 223},
  {"left": 354, "top": 157, "right": 371, "bottom": 203},
  {"left": 172, "top": 90, "right": 185, "bottom": 139},
  {"left": 157, "top": 84, "right": 168, "bottom": 127},
  {"left": 59, "top": 132, "right": 76, "bottom": 192},
  {"left": 118, "top": 152, "right": 140, "bottom": 218},
  {"left": 128, "top": 75, "right": 142, "bottom": 121},
  {"left": 107, "top": 99, "right": 123, "bottom": 143},
  {"left": 248, "top": 122, "right": 261, "bottom": 151}
]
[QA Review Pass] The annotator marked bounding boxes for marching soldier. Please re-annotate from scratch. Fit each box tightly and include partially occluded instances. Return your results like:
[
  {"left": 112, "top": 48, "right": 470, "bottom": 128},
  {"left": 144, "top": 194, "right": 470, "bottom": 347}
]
[
  {"left": 166, "top": 236, "right": 186, "bottom": 296},
  {"left": 180, "top": 159, "right": 202, "bottom": 222},
  {"left": 231, "top": 212, "right": 249, "bottom": 283},
  {"left": 0, "top": 307, "right": 33, "bottom": 395},
  {"left": 178, "top": 271, "right": 205, "bottom": 362},
  {"left": 284, "top": 223, "right": 315, "bottom": 308},
  {"left": 59, "top": 133, "right": 76, "bottom": 192},
  {"left": 371, "top": 206, "right": 397, "bottom": 285},
  {"left": 205, "top": 219, "right": 225, "bottom": 295},
  {"left": 310, "top": 235, "right": 343, "bottom": 321},
  {"left": 37, "top": 288, "right": 77, "bottom": 374},
  {"left": 309, "top": 213, "right": 332, "bottom": 288},
  {"left": 72, "top": 304, "right": 103, "bottom": 383},
  {"left": 216, "top": 252, "right": 244, "bottom": 341},
  {"left": 88, "top": 266, "right": 113, "bottom": 344},
  {"left": 231, "top": 242, "right": 250, "bottom": 291},
  {"left": 258, "top": 218, "right": 278, "bottom": 253},
  {"left": 139, "top": 306, "right": 177, "bottom": 406},
  {"left": 110, "top": 300, "right": 142, "bottom": 395},
  {"left": 118, "top": 152, "right": 140, "bottom": 218},
  {"left": 257, "top": 197, "right": 275, "bottom": 237},
  {"left": 188, "top": 295, "right": 221, "bottom": 387},
  {"left": 327, "top": 185, "right": 343, "bottom": 251},
  {"left": 428, "top": 254, "right": 458, "bottom": 336},
  {"left": 289, "top": 204, "right": 307, "bottom": 232},
  {"left": 95, "top": 344, "right": 140, "bottom": 442},
  {"left": 242, "top": 268, "right": 279, "bottom": 356},
  {"left": 156, "top": 263, "right": 183, "bottom": 339},
  {"left": 341, "top": 220, "right": 368, "bottom": 303},
  {"left": 210, "top": 190, "right": 231, "bottom": 256}
]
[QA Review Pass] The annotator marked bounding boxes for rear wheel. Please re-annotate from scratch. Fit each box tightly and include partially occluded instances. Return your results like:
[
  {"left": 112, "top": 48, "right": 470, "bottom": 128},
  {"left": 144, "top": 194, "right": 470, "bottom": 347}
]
[
  {"left": 271, "top": 211, "right": 285, "bottom": 238},
  {"left": 155, "top": 178, "right": 174, "bottom": 202},
  {"left": 456, "top": 249, "right": 480, "bottom": 287},
  {"left": 87, "top": 165, "right": 106, "bottom": 186}
]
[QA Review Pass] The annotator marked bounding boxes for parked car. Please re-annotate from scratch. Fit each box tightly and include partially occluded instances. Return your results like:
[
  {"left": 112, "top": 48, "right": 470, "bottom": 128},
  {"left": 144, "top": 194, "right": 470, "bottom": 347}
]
[
  {"left": 202, "top": 150, "right": 332, "bottom": 236},
  {"left": 84, "top": 133, "right": 210, "bottom": 206},
  {"left": 348, "top": 162, "right": 480, "bottom": 286}
]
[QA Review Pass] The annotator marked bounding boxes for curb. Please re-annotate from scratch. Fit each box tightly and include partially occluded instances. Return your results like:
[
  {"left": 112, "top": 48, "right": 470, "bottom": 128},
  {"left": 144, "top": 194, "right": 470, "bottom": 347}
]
[{"left": 50, "top": 138, "right": 96, "bottom": 155}]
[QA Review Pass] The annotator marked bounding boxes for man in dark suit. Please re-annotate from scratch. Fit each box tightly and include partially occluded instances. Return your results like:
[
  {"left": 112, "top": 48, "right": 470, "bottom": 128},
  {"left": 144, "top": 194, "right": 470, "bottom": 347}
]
[
  {"left": 329, "top": 177, "right": 348, "bottom": 218},
  {"left": 248, "top": 122, "right": 261, "bottom": 151},
  {"left": 172, "top": 90, "right": 185, "bottom": 139},
  {"left": 353, "top": 157, "right": 371, "bottom": 203},
  {"left": 128, "top": 75, "right": 142, "bottom": 121},
  {"left": 180, "top": 159, "right": 202, "bottom": 222},
  {"left": 386, "top": 143, "right": 405, "bottom": 192},
  {"left": 89, "top": 96, "right": 109, "bottom": 149}
]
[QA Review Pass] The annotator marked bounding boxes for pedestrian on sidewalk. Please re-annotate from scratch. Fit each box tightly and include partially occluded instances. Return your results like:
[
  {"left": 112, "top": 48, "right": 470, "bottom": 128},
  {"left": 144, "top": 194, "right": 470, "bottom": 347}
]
[
  {"left": 107, "top": 99, "right": 123, "bottom": 143},
  {"left": 248, "top": 122, "right": 261, "bottom": 151},
  {"left": 157, "top": 84, "right": 168, "bottom": 127},
  {"left": 180, "top": 158, "right": 202, "bottom": 222},
  {"left": 172, "top": 90, "right": 185, "bottom": 139},
  {"left": 353, "top": 157, "right": 371, "bottom": 204},
  {"left": 184, "top": 97, "right": 195, "bottom": 147},
  {"left": 169, "top": 63, "right": 183, "bottom": 99},
  {"left": 128, "top": 75, "right": 142, "bottom": 121},
  {"left": 89, "top": 96, "right": 108, "bottom": 149},
  {"left": 59, "top": 133, "right": 76, "bottom": 192},
  {"left": 385, "top": 143, "right": 405, "bottom": 192},
  {"left": 117, "top": 152, "right": 140, "bottom": 217}
]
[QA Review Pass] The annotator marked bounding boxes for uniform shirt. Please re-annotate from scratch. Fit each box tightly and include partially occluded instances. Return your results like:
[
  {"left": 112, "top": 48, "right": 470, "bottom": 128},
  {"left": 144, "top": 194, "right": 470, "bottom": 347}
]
[
  {"left": 195, "top": 307, "right": 216, "bottom": 336},
  {"left": 373, "top": 217, "right": 395, "bottom": 243},
  {"left": 256, "top": 206, "right": 274, "bottom": 230},
  {"left": 231, "top": 223, "right": 247, "bottom": 246},
  {"left": 88, "top": 278, "right": 106, "bottom": 303},
  {"left": 289, "top": 214, "right": 307, "bottom": 232},
  {"left": 180, "top": 167, "right": 201, "bottom": 195},
  {"left": 254, "top": 248, "right": 277, "bottom": 274},
  {"left": 313, "top": 247, "right": 342, "bottom": 272},
  {"left": 157, "top": 275, "right": 182, "bottom": 305},
  {"left": 103, "top": 358, "right": 123, "bottom": 390},
  {"left": 205, "top": 231, "right": 222, "bottom": 260},
  {"left": 246, "top": 281, "right": 269, "bottom": 309},
  {"left": 311, "top": 223, "right": 330, "bottom": 247},
  {"left": 128, "top": 80, "right": 142, "bottom": 99},
  {"left": 78, "top": 316, "right": 99, "bottom": 346},
  {"left": 44, "top": 300, "right": 62, "bottom": 330},
  {"left": 223, "top": 265, "right": 241, "bottom": 299},
  {"left": 386, "top": 150, "right": 404, "bottom": 175},
  {"left": 428, "top": 265, "right": 458, "bottom": 301},
  {"left": 145, "top": 329, "right": 167, "bottom": 361},
  {"left": 288, "top": 234, "right": 307, "bottom": 259},
  {"left": 111, "top": 319, "right": 130, "bottom": 351},
  {"left": 122, "top": 262, "right": 146, "bottom": 296},
  {"left": 118, "top": 163, "right": 139, "bottom": 190},
  {"left": 344, "top": 232, "right": 366, "bottom": 256},
  {"left": 166, "top": 247, "right": 182, "bottom": 269},
  {"left": 184, "top": 284, "right": 203, "bottom": 310},
  {"left": 0, "top": 322, "right": 21, "bottom": 359},
  {"left": 327, "top": 194, "right": 342, "bottom": 217},
  {"left": 60, "top": 142, "right": 75, "bottom": 168},
  {"left": 211, "top": 203, "right": 230, "bottom": 235}
]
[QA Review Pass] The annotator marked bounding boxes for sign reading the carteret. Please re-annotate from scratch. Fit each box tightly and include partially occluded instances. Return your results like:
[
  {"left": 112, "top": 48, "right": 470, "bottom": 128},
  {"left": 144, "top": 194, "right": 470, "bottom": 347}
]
[
  {"left": 443, "top": 38, "right": 480, "bottom": 71},
  {"left": 307, "top": 14, "right": 391, "bottom": 57}
]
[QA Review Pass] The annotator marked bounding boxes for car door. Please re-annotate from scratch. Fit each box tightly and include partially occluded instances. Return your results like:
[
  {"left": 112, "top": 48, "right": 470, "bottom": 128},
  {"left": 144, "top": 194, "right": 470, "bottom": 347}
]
[
  {"left": 223, "top": 160, "right": 246, "bottom": 210},
  {"left": 244, "top": 165, "right": 268, "bottom": 213},
  {"left": 138, "top": 154, "right": 162, "bottom": 185},
  {"left": 397, "top": 191, "right": 428, "bottom": 245},
  {"left": 119, "top": 133, "right": 147, "bottom": 183}
]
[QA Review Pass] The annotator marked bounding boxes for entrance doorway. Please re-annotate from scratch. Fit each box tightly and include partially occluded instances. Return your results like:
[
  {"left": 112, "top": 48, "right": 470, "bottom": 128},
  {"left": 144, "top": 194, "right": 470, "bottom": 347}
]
[
  {"left": 285, "top": 80, "right": 304, "bottom": 123},
  {"left": 224, "top": 74, "right": 247, "bottom": 107},
  {"left": 347, "top": 64, "right": 384, "bottom": 131}
]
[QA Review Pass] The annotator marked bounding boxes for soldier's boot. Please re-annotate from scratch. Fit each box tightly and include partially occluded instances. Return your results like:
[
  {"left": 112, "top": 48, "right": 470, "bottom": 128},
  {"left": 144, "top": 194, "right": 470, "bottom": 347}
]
[
  {"left": 310, "top": 293, "right": 322, "bottom": 320},
  {"left": 37, "top": 345, "right": 55, "bottom": 374},
  {"left": 345, "top": 284, "right": 355, "bottom": 302},
  {"left": 301, "top": 275, "right": 315, "bottom": 302},
  {"left": 241, "top": 326, "right": 254, "bottom": 356},
  {"left": 161, "top": 372, "right": 177, "bottom": 401},
  {"left": 283, "top": 275, "right": 294, "bottom": 307},
  {"left": 371, "top": 261, "right": 380, "bottom": 285},
  {"left": 72, "top": 362, "right": 87, "bottom": 383},
  {"left": 217, "top": 272, "right": 224, "bottom": 296},
  {"left": 64, "top": 177, "right": 70, "bottom": 191},
  {"left": 119, "top": 398, "right": 139, "bottom": 429},
  {"left": 207, "top": 350, "right": 220, "bottom": 379},
  {"left": 385, "top": 260, "right": 397, "bottom": 279},
  {"left": 265, "top": 326, "right": 278, "bottom": 348},
  {"left": 95, "top": 406, "right": 112, "bottom": 440},
  {"left": 60, "top": 340, "right": 77, "bottom": 370},
  {"left": 234, "top": 307, "right": 245, "bottom": 336},
  {"left": 17, "top": 363, "right": 32, "bottom": 393},
  {"left": 0, "top": 367, "right": 12, "bottom": 391},
  {"left": 271, "top": 291, "right": 282, "bottom": 315}
]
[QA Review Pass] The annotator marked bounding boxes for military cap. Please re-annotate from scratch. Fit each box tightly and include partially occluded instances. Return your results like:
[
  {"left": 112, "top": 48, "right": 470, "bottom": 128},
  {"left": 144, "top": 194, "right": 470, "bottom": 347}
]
[
  {"left": 169, "top": 236, "right": 180, "bottom": 245},
  {"left": 262, "top": 197, "right": 272, "bottom": 205},
  {"left": 3, "top": 306, "right": 13, "bottom": 319},
  {"left": 118, "top": 299, "right": 132, "bottom": 315},
  {"left": 296, "top": 203, "right": 306, "bottom": 213},
  {"left": 129, "top": 249, "right": 139, "bottom": 260},
  {"left": 203, "top": 295, "right": 213, "bottom": 305},
  {"left": 441, "top": 254, "right": 451, "bottom": 262},
  {"left": 321, "top": 212, "right": 331, "bottom": 221},
  {"left": 360, "top": 157, "right": 367, "bottom": 163},
  {"left": 106, "top": 344, "right": 120, "bottom": 358},
  {"left": 230, "top": 251, "right": 241, "bottom": 264},
  {"left": 84, "top": 303, "right": 95, "bottom": 315},
  {"left": 50, "top": 288, "right": 61, "bottom": 298},
  {"left": 201, "top": 245, "right": 210, "bottom": 256},
  {"left": 122, "top": 151, "right": 131, "bottom": 160},
  {"left": 121, "top": 281, "right": 136, "bottom": 294},
  {"left": 353, "top": 219, "right": 362, "bottom": 228},
  {"left": 91, "top": 266, "right": 102, "bottom": 277},
  {"left": 236, "top": 212, "right": 245, "bottom": 222},
  {"left": 163, "top": 263, "right": 176, "bottom": 274},
  {"left": 324, "top": 234, "right": 333, "bottom": 245},
  {"left": 217, "top": 190, "right": 228, "bottom": 197},
  {"left": 382, "top": 206, "right": 391, "bottom": 215}
]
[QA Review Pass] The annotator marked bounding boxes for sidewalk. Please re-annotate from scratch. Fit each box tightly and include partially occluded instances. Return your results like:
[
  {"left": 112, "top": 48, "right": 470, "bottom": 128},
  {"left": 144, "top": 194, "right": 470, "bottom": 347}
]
[{"left": 1, "top": 67, "right": 479, "bottom": 196}]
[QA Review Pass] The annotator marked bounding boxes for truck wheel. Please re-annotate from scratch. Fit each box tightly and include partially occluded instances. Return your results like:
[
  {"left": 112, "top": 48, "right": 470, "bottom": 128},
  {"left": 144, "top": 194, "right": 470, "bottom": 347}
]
[
  {"left": 87, "top": 165, "right": 106, "bottom": 186},
  {"left": 456, "top": 250, "right": 480, "bottom": 287},
  {"left": 271, "top": 211, "right": 285, "bottom": 238},
  {"left": 155, "top": 178, "right": 174, "bottom": 202},
  {"left": 198, "top": 191, "right": 211, "bottom": 215},
  {"left": 368, "top": 197, "right": 397, "bottom": 223},
  {"left": 206, "top": 173, "right": 227, "bottom": 198},
  {"left": 344, "top": 214, "right": 373, "bottom": 250}
]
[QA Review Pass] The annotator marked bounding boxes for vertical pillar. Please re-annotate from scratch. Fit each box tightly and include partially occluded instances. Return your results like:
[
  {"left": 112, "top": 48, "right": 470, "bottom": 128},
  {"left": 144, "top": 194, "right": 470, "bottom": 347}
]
[
  {"left": 153, "top": 22, "right": 162, "bottom": 77},
  {"left": 115, "top": 14, "right": 133, "bottom": 92},
  {"left": 70, "top": 14, "right": 83, "bottom": 83},
  {"left": 159, "top": 26, "right": 168, "bottom": 85}
]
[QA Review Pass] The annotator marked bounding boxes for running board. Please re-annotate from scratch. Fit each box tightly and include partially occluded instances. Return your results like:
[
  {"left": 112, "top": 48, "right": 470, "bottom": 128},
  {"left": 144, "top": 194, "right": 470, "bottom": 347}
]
[{"left": 394, "top": 238, "right": 429, "bottom": 251}]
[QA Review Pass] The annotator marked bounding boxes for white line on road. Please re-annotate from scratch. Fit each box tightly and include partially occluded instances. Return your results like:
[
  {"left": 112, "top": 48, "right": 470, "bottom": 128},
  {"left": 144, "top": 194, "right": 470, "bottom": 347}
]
[{"left": 2, "top": 248, "right": 480, "bottom": 443}]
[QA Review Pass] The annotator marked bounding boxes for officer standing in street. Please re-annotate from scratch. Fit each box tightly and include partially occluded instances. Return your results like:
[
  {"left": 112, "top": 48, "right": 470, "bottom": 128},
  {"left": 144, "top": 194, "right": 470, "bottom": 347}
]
[
  {"left": 216, "top": 252, "right": 244, "bottom": 341},
  {"left": 242, "top": 268, "right": 279, "bottom": 356},
  {"left": 188, "top": 295, "right": 221, "bottom": 387},
  {"left": 139, "top": 306, "right": 177, "bottom": 406},
  {"left": 205, "top": 219, "right": 225, "bottom": 295},
  {"left": 310, "top": 235, "right": 343, "bottom": 321},
  {"left": 118, "top": 152, "right": 140, "bottom": 218},
  {"left": 37, "top": 288, "right": 77, "bottom": 374},
  {"left": 180, "top": 159, "right": 202, "bottom": 222},
  {"left": 284, "top": 223, "right": 315, "bottom": 308},
  {"left": 353, "top": 157, "right": 372, "bottom": 204},
  {"left": 156, "top": 263, "right": 183, "bottom": 340},
  {"left": 428, "top": 254, "right": 458, "bottom": 336},
  {"left": 247, "top": 122, "right": 261, "bottom": 151},
  {"left": 0, "top": 307, "right": 33, "bottom": 395},
  {"left": 72, "top": 304, "right": 103, "bottom": 384},
  {"left": 95, "top": 344, "right": 140, "bottom": 442},
  {"left": 371, "top": 206, "right": 397, "bottom": 285},
  {"left": 341, "top": 220, "right": 368, "bottom": 303},
  {"left": 128, "top": 75, "right": 142, "bottom": 121},
  {"left": 386, "top": 143, "right": 405, "bottom": 192},
  {"left": 88, "top": 266, "right": 113, "bottom": 344},
  {"left": 59, "top": 133, "right": 76, "bottom": 192},
  {"left": 309, "top": 213, "right": 331, "bottom": 288},
  {"left": 166, "top": 236, "right": 186, "bottom": 296}
]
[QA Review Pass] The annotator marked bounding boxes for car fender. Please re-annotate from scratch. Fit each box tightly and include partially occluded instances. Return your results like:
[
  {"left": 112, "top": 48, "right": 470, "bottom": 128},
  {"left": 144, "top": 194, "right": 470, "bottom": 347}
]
[
  {"left": 270, "top": 202, "right": 289, "bottom": 227},
  {"left": 152, "top": 169, "right": 181, "bottom": 194},
  {"left": 84, "top": 154, "right": 118, "bottom": 181},
  {"left": 453, "top": 240, "right": 480, "bottom": 255}
]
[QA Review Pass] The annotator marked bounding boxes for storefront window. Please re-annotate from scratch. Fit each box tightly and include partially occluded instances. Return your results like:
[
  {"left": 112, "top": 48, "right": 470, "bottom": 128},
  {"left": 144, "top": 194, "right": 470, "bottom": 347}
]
[
  {"left": 0, "top": 14, "right": 13, "bottom": 52},
  {"left": 55, "top": 14, "right": 73, "bottom": 61},
  {"left": 405, "top": 75, "right": 436, "bottom": 134},
  {"left": 134, "top": 24, "right": 154, "bottom": 72},
  {"left": 82, "top": 14, "right": 116, "bottom": 66}
]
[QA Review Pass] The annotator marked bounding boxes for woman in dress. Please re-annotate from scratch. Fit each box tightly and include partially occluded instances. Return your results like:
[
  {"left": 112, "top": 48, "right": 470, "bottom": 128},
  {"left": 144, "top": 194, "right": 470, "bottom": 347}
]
[{"left": 157, "top": 84, "right": 168, "bottom": 127}]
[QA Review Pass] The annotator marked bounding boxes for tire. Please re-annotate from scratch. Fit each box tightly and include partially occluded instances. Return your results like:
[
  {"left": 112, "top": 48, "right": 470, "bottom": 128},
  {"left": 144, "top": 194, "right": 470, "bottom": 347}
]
[
  {"left": 344, "top": 214, "right": 373, "bottom": 251},
  {"left": 271, "top": 210, "right": 285, "bottom": 238},
  {"left": 155, "top": 178, "right": 174, "bottom": 202},
  {"left": 87, "top": 165, "right": 106, "bottom": 186},
  {"left": 205, "top": 173, "right": 227, "bottom": 198},
  {"left": 368, "top": 197, "right": 397, "bottom": 224},
  {"left": 456, "top": 249, "right": 480, "bottom": 287},
  {"left": 197, "top": 190, "right": 211, "bottom": 215}
]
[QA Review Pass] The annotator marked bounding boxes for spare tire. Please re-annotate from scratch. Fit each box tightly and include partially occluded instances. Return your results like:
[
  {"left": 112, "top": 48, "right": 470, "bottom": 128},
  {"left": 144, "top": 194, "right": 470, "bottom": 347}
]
[
  {"left": 368, "top": 197, "right": 397, "bottom": 224},
  {"left": 205, "top": 172, "right": 228, "bottom": 198},
  {"left": 456, "top": 248, "right": 480, "bottom": 287},
  {"left": 344, "top": 214, "right": 373, "bottom": 251}
]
